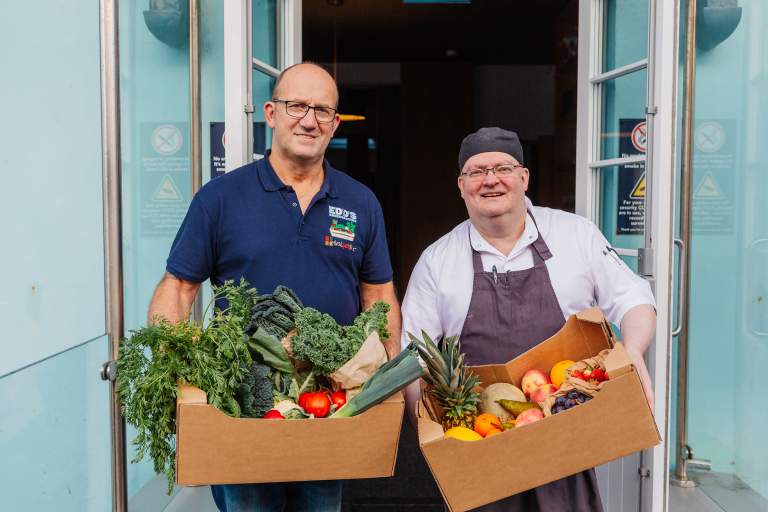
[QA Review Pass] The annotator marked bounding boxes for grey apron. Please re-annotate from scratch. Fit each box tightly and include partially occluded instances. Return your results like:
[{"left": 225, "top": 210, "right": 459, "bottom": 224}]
[{"left": 458, "top": 214, "right": 604, "bottom": 512}]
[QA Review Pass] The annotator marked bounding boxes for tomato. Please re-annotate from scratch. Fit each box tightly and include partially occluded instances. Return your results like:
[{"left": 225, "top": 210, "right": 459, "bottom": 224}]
[
  {"left": 298, "top": 392, "right": 311, "bottom": 410},
  {"left": 330, "top": 390, "right": 346, "bottom": 410},
  {"left": 263, "top": 409, "right": 284, "bottom": 419},
  {"left": 302, "top": 392, "right": 331, "bottom": 418}
]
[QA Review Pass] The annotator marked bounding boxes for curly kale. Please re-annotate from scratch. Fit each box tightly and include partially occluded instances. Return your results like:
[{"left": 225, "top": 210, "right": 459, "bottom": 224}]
[
  {"left": 236, "top": 361, "right": 274, "bottom": 418},
  {"left": 344, "top": 301, "right": 391, "bottom": 343},
  {"left": 290, "top": 301, "right": 391, "bottom": 375},
  {"left": 248, "top": 286, "right": 304, "bottom": 338}
]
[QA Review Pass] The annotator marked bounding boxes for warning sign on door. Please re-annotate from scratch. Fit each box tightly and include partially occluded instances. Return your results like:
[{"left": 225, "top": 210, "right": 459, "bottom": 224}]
[
  {"left": 140, "top": 122, "right": 190, "bottom": 237},
  {"left": 692, "top": 120, "right": 735, "bottom": 235},
  {"left": 617, "top": 119, "right": 646, "bottom": 235}
]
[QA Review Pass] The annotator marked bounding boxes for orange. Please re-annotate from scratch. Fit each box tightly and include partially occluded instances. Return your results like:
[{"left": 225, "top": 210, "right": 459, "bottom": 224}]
[
  {"left": 550, "top": 359, "right": 576, "bottom": 388},
  {"left": 473, "top": 412, "right": 502, "bottom": 437},
  {"left": 485, "top": 428, "right": 503, "bottom": 437}
]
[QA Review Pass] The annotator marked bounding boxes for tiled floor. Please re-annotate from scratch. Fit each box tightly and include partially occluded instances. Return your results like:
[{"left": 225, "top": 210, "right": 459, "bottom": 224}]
[{"left": 159, "top": 472, "right": 768, "bottom": 512}]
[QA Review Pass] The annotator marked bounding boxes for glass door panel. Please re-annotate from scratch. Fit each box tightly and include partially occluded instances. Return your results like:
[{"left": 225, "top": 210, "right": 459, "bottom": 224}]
[
  {"left": 0, "top": 338, "right": 112, "bottom": 511},
  {"left": 603, "top": 0, "right": 649, "bottom": 71},
  {"left": 670, "top": 1, "right": 768, "bottom": 509},
  {"left": 118, "top": 0, "right": 193, "bottom": 506}
]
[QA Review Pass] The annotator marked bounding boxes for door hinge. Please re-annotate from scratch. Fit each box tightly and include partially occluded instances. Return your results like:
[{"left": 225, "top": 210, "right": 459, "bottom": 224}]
[
  {"left": 637, "top": 247, "right": 654, "bottom": 277},
  {"left": 244, "top": 104, "right": 255, "bottom": 114},
  {"left": 646, "top": 106, "right": 658, "bottom": 115},
  {"left": 100, "top": 360, "right": 118, "bottom": 382},
  {"left": 639, "top": 467, "right": 651, "bottom": 478}
]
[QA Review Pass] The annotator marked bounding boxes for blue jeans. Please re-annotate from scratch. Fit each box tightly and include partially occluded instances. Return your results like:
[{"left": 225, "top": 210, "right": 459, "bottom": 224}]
[{"left": 210, "top": 481, "right": 343, "bottom": 512}]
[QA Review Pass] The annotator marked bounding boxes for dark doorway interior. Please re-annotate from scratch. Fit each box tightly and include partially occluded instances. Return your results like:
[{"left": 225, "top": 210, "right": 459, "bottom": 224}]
[{"left": 303, "top": 1, "right": 578, "bottom": 509}]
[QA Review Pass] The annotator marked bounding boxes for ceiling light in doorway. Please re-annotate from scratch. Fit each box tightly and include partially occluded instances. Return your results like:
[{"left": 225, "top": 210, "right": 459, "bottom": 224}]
[
  {"left": 143, "top": 0, "right": 189, "bottom": 49},
  {"left": 697, "top": 0, "right": 742, "bottom": 52},
  {"left": 339, "top": 114, "right": 366, "bottom": 122},
  {"left": 403, "top": 0, "right": 470, "bottom": 4}
]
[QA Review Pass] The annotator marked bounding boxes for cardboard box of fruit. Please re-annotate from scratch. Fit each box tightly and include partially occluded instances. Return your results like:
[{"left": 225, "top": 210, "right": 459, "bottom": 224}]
[{"left": 416, "top": 308, "right": 660, "bottom": 512}]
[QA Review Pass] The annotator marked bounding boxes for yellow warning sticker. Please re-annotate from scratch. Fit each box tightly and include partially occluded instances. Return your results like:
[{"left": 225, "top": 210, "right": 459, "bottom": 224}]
[{"left": 630, "top": 173, "right": 646, "bottom": 199}]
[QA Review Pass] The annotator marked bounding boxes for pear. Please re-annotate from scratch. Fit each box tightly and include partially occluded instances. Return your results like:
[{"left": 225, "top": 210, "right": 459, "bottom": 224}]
[{"left": 496, "top": 399, "right": 539, "bottom": 418}]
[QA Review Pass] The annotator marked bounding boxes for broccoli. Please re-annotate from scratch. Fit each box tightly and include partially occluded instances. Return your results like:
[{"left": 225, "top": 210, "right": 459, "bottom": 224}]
[
  {"left": 290, "top": 302, "right": 391, "bottom": 375},
  {"left": 235, "top": 361, "right": 274, "bottom": 418}
]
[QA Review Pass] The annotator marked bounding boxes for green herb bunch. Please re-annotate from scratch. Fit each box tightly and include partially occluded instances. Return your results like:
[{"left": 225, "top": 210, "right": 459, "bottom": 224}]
[{"left": 117, "top": 279, "right": 257, "bottom": 493}]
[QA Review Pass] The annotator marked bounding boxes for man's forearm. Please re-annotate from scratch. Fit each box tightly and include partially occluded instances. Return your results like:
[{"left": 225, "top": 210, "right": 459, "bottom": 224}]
[
  {"left": 147, "top": 273, "right": 201, "bottom": 324},
  {"left": 360, "top": 281, "right": 401, "bottom": 358},
  {"left": 384, "top": 301, "right": 402, "bottom": 358},
  {"left": 620, "top": 303, "right": 656, "bottom": 408},
  {"left": 620, "top": 304, "right": 656, "bottom": 356}
]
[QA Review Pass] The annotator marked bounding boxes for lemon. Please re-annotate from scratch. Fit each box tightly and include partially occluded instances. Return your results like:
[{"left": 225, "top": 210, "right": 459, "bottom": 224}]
[
  {"left": 444, "top": 426, "right": 483, "bottom": 441},
  {"left": 550, "top": 359, "right": 577, "bottom": 388}
]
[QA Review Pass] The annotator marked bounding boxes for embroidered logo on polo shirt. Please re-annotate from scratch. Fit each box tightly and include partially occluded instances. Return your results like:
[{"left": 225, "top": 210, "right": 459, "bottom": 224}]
[{"left": 325, "top": 205, "right": 358, "bottom": 251}]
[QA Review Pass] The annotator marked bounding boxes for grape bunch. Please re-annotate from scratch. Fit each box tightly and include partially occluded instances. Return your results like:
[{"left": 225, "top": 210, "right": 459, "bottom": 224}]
[{"left": 551, "top": 390, "right": 592, "bottom": 414}]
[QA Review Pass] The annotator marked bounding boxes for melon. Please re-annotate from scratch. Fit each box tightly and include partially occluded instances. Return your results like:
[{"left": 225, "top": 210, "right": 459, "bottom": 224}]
[{"left": 480, "top": 383, "right": 527, "bottom": 421}]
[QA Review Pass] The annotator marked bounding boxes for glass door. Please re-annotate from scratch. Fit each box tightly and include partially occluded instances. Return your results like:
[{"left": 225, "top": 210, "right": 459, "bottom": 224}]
[
  {"left": 0, "top": 1, "right": 113, "bottom": 510},
  {"left": 670, "top": 1, "right": 768, "bottom": 510},
  {"left": 577, "top": 0, "right": 678, "bottom": 510},
  {"left": 117, "top": 1, "right": 293, "bottom": 509}
]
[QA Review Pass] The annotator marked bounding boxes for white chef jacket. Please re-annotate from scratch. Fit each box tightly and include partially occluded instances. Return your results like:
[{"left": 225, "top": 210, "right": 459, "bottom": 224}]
[{"left": 400, "top": 200, "right": 656, "bottom": 349}]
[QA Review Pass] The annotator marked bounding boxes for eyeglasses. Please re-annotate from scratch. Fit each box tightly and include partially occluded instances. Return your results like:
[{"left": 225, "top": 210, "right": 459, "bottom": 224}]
[
  {"left": 460, "top": 164, "right": 524, "bottom": 181},
  {"left": 272, "top": 99, "right": 337, "bottom": 124}
]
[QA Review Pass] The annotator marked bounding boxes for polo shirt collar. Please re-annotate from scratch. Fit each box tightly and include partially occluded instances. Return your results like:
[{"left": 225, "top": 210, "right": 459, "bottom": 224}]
[{"left": 257, "top": 150, "right": 339, "bottom": 199}]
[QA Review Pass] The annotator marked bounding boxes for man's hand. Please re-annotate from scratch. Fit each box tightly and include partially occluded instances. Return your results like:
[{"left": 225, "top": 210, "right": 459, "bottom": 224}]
[
  {"left": 360, "top": 281, "right": 401, "bottom": 359},
  {"left": 147, "top": 272, "right": 201, "bottom": 324},
  {"left": 626, "top": 346, "right": 654, "bottom": 410},
  {"left": 620, "top": 304, "right": 656, "bottom": 410}
]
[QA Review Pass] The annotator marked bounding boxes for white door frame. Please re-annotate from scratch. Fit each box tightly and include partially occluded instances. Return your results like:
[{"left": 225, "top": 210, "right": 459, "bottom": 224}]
[
  {"left": 576, "top": 1, "right": 680, "bottom": 511},
  {"left": 224, "top": 0, "right": 302, "bottom": 171}
]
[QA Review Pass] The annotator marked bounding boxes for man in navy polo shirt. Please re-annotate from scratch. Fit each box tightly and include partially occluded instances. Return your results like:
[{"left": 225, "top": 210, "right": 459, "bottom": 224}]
[{"left": 147, "top": 62, "right": 400, "bottom": 512}]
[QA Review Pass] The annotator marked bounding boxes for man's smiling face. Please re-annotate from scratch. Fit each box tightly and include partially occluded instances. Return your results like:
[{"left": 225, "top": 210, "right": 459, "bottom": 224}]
[
  {"left": 265, "top": 64, "right": 340, "bottom": 164},
  {"left": 457, "top": 151, "right": 529, "bottom": 221}
]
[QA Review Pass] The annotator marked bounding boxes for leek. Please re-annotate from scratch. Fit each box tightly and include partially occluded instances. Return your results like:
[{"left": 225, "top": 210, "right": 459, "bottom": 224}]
[{"left": 330, "top": 345, "right": 424, "bottom": 418}]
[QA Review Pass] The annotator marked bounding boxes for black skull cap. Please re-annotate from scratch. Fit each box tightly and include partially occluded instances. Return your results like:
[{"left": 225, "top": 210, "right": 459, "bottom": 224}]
[{"left": 458, "top": 127, "right": 524, "bottom": 171}]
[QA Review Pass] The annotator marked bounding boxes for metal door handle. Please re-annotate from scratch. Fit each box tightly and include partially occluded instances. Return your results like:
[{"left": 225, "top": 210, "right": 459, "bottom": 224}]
[
  {"left": 672, "top": 238, "right": 685, "bottom": 337},
  {"left": 748, "top": 238, "right": 768, "bottom": 336}
]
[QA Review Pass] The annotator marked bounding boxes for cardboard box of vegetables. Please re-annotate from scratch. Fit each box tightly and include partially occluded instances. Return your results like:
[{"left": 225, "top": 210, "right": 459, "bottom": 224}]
[
  {"left": 116, "top": 280, "right": 423, "bottom": 491},
  {"left": 410, "top": 308, "right": 660, "bottom": 512}
]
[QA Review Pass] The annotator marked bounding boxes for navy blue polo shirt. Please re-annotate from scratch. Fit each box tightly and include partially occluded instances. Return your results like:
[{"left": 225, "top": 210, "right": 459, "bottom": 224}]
[{"left": 166, "top": 153, "right": 393, "bottom": 325}]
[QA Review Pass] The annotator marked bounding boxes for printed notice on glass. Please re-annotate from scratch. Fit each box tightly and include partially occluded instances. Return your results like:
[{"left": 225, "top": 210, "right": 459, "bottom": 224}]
[
  {"left": 692, "top": 120, "right": 735, "bottom": 235},
  {"left": 617, "top": 119, "right": 646, "bottom": 235},
  {"left": 140, "top": 122, "right": 190, "bottom": 237}
]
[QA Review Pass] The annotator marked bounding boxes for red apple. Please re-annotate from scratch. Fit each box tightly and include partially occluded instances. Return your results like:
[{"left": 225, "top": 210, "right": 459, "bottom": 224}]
[
  {"left": 530, "top": 383, "right": 558, "bottom": 404},
  {"left": 515, "top": 408, "right": 544, "bottom": 427},
  {"left": 521, "top": 369, "right": 552, "bottom": 397}
]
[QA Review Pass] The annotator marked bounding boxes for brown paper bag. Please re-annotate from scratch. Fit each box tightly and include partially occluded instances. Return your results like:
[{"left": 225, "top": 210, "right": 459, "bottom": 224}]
[
  {"left": 329, "top": 331, "right": 388, "bottom": 389},
  {"left": 541, "top": 349, "right": 610, "bottom": 416}
]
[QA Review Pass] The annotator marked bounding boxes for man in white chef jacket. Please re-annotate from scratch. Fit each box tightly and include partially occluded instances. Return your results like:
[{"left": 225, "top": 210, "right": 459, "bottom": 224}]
[{"left": 400, "top": 126, "right": 656, "bottom": 512}]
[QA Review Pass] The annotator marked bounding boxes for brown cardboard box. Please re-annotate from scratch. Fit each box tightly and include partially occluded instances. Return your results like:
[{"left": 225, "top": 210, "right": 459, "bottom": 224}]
[
  {"left": 417, "top": 308, "right": 661, "bottom": 512},
  {"left": 176, "top": 386, "right": 405, "bottom": 485}
]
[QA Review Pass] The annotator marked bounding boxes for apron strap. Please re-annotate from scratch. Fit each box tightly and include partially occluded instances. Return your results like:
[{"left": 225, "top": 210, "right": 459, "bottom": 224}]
[{"left": 468, "top": 209, "right": 554, "bottom": 272}]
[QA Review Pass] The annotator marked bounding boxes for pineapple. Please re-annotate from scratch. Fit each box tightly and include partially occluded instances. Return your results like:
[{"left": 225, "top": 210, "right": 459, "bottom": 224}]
[{"left": 408, "top": 331, "right": 481, "bottom": 430}]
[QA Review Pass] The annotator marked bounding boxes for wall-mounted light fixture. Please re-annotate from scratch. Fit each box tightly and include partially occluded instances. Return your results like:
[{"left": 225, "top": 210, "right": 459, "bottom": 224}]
[
  {"left": 144, "top": 0, "right": 189, "bottom": 49},
  {"left": 697, "top": 0, "right": 742, "bottom": 52}
]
